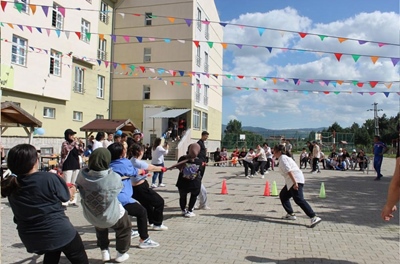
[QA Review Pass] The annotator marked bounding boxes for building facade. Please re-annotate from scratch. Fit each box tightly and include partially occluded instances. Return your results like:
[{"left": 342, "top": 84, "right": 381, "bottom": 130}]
[
  {"left": 0, "top": 0, "right": 117, "bottom": 153},
  {"left": 112, "top": 0, "right": 223, "bottom": 148}
]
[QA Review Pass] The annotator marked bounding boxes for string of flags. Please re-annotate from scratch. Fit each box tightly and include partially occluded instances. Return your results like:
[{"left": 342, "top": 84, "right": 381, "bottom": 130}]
[
  {"left": 1, "top": 20, "right": 399, "bottom": 66},
  {"left": 1, "top": 38, "right": 398, "bottom": 90},
  {"left": 1, "top": 1, "right": 399, "bottom": 48}
]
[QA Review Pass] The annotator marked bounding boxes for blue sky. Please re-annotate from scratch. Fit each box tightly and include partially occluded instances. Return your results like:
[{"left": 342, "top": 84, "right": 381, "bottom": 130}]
[{"left": 214, "top": 0, "right": 400, "bottom": 129}]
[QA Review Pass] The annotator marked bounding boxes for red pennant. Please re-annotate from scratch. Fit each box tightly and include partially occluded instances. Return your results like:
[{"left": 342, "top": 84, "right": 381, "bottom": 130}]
[
  {"left": 369, "top": 81, "right": 378, "bottom": 88},
  {"left": 193, "top": 40, "right": 200, "bottom": 47},
  {"left": 1, "top": 1, "right": 7, "bottom": 11},
  {"left": 172, "top": 71, "right": 176, "bottom": 77},
  {"left": 170, "top": 81, "right": 174, "bottom": 85},
  {"left": 334, "top": 53, "right": 343, "bottom": 61},
  {"left": 75, "top": 32, "right": 81, "bottom": 39},
  {"left": 237, "top": 75, "right": 244, "bottom": 79},
  {"left": 139, "top": 66, "right": 146, "bottom": 73},
  {"left": 357, "top": 82, "right": 364, "bottom": 88},
  {"left": 323, "top": 91, "right": 330, "bottom": 94},
  {"left": 299, "top": 32, "right": 307, "bottom": 38}
]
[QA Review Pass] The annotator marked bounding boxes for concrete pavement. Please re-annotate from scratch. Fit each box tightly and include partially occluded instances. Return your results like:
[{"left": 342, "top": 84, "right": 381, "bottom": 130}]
[{"left": 1, "top": 156, "right": 399, "bottom": 264}]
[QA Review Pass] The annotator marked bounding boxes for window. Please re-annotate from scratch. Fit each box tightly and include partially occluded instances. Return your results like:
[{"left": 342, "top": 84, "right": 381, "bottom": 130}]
[
  {"left": 99, "top": 2, "right": 109, "bottom": 24},
  {"left": 195, "top": 79, "right": 201, "bottom": 103},
  {"left": 96, "top": 114, "right": 104, "bottom": 119},
  {"left": 49, "top": 49, "right": 61, "bottom": 76},
  {"left": 11, "top": 35, "right": 27, "bottom": 66},
  {"left": 205, "top": 19, "right": 209, "bottom": 39},
  {"left": 81, "top": 19, "right": 90, "bottom": 43},
  {"left": 144, "top": 48, "right": 151, "bottom": 62},
  {"left": 14, "top": 0, "right": 29, "bottom": 13},
  {"left": 204, "top": 52, "right": 209, "bottom": 72},
  {"left": 145, "top": 12, "right": 152, "bottom": 26},
  {"left": 143, "top": 85, "right": 150, "bottom": 99},
  {"left": 52, "top": 3, "right": 63, "bottom": 29},
  {"left": 197, "top": 8, "right": 202, "bottom": 31},
  {"left": 202, "top": 112, "right": 208, "bottom": 131},
  {"left": 43, "top": 107, "right": 55, "bottom": 118},
  {"left": 40, "top": 147, "right": 54, "bottom": 155},
  {"left": 73, "top": 111, "right": 83, "bottom": 121},
  {"left": 196, "top": 46, "right": 201, "bottom": 67},
  {"left": 98, "top": 38, "right": 107, "bottom": 60},
  {"left": 74, "top": 66, "right": 84, "bottom": 93},
  {"left": 97, "top": 75, "right": 105, "bottom": 98},
  {"left": 204, "top": 85, "right": 209, "bottom": 105},
  {"left": 193, "top": 110, "right": 200, "bottom": 129}
]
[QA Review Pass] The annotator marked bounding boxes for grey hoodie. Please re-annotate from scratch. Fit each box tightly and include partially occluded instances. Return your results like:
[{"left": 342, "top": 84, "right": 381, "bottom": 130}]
[{"left": 76, "top": 168, "right": 123, "bottom": 228}]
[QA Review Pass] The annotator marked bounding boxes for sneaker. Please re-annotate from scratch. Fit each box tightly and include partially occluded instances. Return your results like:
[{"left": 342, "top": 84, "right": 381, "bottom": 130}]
[
  {"left": 310, "top": 216, "right": 322, "bottom": 228},
  {"left": 265, "top": 171, "right": 269, "bottom": 174},
  {"left": 101, "top": 249, "right": 111, "bottom": 262},
  {"left": 282, "top": 213, "right": 297, "bottom": 220},
  {"left": 245, "top": 176, "right": 250, "bottom": 179},
  {"left": 181, "top": 209, "right": 188, "bottom": 215},
  {"left": 261, "top": 175, "right": 265, "bottom": 179},
  {"left": 115, "top": 252, "right": 129, "bottom": 263},
  {"left": 153, "top": 224, "right": 168, "bottom": 231},
  {"left": 184, "top": 211, "right": 196, "bottom": 217},
  {"left": 148, "top": 223, "right": 154, "bottom": 228},
  {"left": 131, "top": 229, "right": 139, "bottom": 239},
  {"left": 198, "top": 205, "right": 211, "bottom": 210},
  {"left": 151, "top": 184, "right": 157, "bottom": 188},
  {"left": 254, "top": 172, "right": 259, "bottom": 176},
  {"left": 139, "top": 237, "right": 160, "bottom": 249},
  {"left": 250, "top": 175, "right": 254, "bottom": 178},
  {"left": 311, "top": 171, "right": 317, "bottom": 174},
  {"left": 158, "top": 183, "right": 166, "bottom": 187}
]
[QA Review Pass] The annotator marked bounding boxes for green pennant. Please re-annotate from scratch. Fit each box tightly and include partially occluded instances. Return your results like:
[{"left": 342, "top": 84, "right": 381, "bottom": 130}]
[
  {"left": 0, "top": 22, "right": 4, "bottom": 27},
  {"left": 334, "top": 91, "right": 340, "bottom": 95},
  {"left": 129, "top": 72, "right": 133, "bottom": 76},
  {"left": 207, "top": 42, "right": 214, "bottom": 48},
  {"left": 351, "top": 54, "right": 361, "bottom": 62},
  {"left": 352, "top": 81, "right": 358, "bottom": 86},
  {"left": 245, "top": 87, "right": 249, "bottom": 90},
  {"left": 85, "top": 32, "right": 91, "bottom": 41},
  {"left": 261, "top": 77, "right": 267, "bottom": 81},
  {"left": 15, "top": 3, "right": 23, "bottom": 13},
  {"left": 150, "top": 15, "right": 157, "bottom": 18},
  {"left": 226, "top": 74, "right": 231, "bottom": 79},
  {"left": 319, "top": 35, "right": 327, "bottom": 41},
  {"left": 176, "top": 81, "right": 181, "bottom": 85},
  {"left": 129, "top": 65, "right": 135, "bottom": 71}
]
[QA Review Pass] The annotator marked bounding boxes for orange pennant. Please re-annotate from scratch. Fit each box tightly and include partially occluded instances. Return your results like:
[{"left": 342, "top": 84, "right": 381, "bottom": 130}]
[
  {"left": 7, "top": 23, "right": 14, "bottom": 29},
  {"left": 272, "top": 78, "right": 277, "bottom": 84},
  {"left": 384, "top": 83, "right": 392, "bottom": 89},
  {"left": 338, "top": 38, "right": 347, "bottom": 43},
  {"left": 99, "top": 34, "right": 104, "bottom": 40},
  {"left": 120, "top": 64, "right": 126, "bottom": 70},
  {"left": 221, "top": 43, "right": 228, "bottom": 49},
  {"left": 336, "top": 80, "right": 343, "bottom": 85},
  {"left": 29, "top": 4, "right": 36, "bottom": 14},
  {"left": 370, "top": 56, "right": 379, "bottom": 64},
  {"left": 167, "top": 17, "right": 175, "bottom": 23}
]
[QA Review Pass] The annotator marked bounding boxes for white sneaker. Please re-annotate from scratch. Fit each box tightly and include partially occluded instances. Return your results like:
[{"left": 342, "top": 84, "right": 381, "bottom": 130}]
[
  {"left": 184, "top": 211, "right": 196, "bottom": 217},
  {"left": 246, "top": 176, "right": 250, "bottom": 179},
  {"left": 148, "top": 223, "right": 154, "bottom": 228},
  {"left": 181, "top": 209, "right": 188, "bottom": 216},
  {"left": 115, "top": 252, "right": 129, "bottom": 262},
  {"left": 282, "top": 213, "right": 297, "bottom": 220},
  {"left": 153, "top": 224, "right": 168, "bottom": 231},
  {"left": 310, "top": 216, "right": 322, "bottom": 228},
  {"left": 261, "top": 175, "right": 265, "bottom": 179},
  {"left": 131, "top": 229, "right": 139, "bottom": 239},
  {"left": 151, "top": 183, "right": 157, "bottom": 188},
  {"left": 265, "top": 171, "right": 269, "bottom": 174},
  {"left": 158, "top": 183, "right": 166, "bottom": 187},
  {"left": 250, "top": 175, "right": 254, "bottom": 178},
  {"left": 101, "top": 249, "right": 111, "bottom": 262},
  {"left": 139, "top": 237, "right": 160, "bottom": 249}
]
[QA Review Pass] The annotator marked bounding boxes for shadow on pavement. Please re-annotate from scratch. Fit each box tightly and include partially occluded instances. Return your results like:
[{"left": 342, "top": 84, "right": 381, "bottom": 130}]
[
  {"left": 245, "top": 256, "right": 357, "bottom": 263},
  {"left": 203, "top": 213, "right": 305, "bottom": 227}
]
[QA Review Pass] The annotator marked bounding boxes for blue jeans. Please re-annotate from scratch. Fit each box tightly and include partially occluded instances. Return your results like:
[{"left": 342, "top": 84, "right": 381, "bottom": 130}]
[
  {"left": 374, "top": 157, "right": 383, "bottom": 178},
  {"left": 279, "top": 183, "right": 316, "bottom": 218},
  {"left": 152, "top": 163, "right": 164, "bottom": 185}
]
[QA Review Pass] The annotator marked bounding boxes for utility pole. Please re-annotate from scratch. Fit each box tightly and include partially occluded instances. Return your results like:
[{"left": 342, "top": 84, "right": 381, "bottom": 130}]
[{"left": 367, "top": 103, "right": 383, "bottom": 136}]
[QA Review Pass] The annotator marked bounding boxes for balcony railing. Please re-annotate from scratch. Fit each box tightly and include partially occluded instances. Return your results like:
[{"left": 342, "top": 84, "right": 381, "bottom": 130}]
[
  {"left": 196, "top": 56, "right": 201, "bottom": 67},
  {"left": 195, "top": 92, "right": 201, "bottom": 103},
  {"left": 204, "top": 63, "right": 209, "bottom": 73},
  {"left": 97, "top": 50, "right": 107, "bottom": 60}
]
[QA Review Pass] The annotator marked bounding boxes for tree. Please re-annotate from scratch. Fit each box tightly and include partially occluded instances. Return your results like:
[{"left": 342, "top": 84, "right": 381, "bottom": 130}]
[
  {"left": 327, "top": 122, "right": 343, "bottom": 133},
  {"left": 225, "top": 119, "right": 242, "bottom": 134}
]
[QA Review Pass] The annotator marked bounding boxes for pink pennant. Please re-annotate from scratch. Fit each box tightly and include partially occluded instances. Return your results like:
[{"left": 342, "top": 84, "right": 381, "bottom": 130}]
[
  {"left": 123, "top": 35, "right": 130, "bottom": 42},
  {"left": 148, "top": 38, "right": 155, "bottom": 41},
  {"left": 46, "top": 29, "right": 51, "bottom": 36},
  {"left": 377, "top": 43, "right": 386, "bottom": 47},
  {"left": 58, "top": 7, "right": 65, "bottom": 17},
  {"left": 104, "top": 61, "right": 109, "bottom": 68},
  {"left": 26, "top": 25, "right": 32, "bottom": 33},
  {"left": 369, "top": 92, "right": 376, "bottom": 96}
]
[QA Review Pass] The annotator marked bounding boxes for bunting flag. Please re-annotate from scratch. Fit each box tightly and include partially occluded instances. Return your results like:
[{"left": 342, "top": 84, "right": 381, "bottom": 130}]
[
  {"left": 1, "top": 1, "right": 6, "bottom": 11},
  {"left": 29, "top": 4, "right": 36, "bottom": 14},
  {"left": 299, "top": 32, "right": 307, "bottom": 38},
  {"left": 258, "top": 27, "right": 265, "bottom": 36},
  {"left": 41, "top": 6, "right": 49, "bottom": 17}
]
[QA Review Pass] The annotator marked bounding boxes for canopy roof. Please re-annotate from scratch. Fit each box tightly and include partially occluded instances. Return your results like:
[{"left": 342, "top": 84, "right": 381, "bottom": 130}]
[
  {"left": 150, "top": 109, "right": 190, "bottom": 119},
  {"left": 80, "top": 119, "right": 137, "bottom": 133},
  {"left": 1, "top": 102, "right": 42, "bottom": 128}
]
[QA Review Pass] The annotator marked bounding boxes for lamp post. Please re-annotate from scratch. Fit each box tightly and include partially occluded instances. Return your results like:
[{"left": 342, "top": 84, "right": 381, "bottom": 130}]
[{"left": 367, "top": 103, "right": 383, "bottom": 136}]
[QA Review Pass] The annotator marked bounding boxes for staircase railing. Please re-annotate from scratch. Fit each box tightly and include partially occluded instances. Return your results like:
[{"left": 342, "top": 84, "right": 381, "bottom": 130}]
[{"left": 176, "top": 129, "right": 192, "bottom": 160}]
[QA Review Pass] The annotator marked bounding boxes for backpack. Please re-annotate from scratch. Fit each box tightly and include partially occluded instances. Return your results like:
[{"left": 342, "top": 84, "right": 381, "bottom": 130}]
[{"left": 182, "top": 163, "right": 200, "bottom": 180}]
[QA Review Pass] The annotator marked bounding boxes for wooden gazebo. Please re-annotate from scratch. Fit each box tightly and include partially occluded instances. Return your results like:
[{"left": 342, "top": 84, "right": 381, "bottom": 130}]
[{"left": 80, "top": 118, "right": 137, "bottom": 139}]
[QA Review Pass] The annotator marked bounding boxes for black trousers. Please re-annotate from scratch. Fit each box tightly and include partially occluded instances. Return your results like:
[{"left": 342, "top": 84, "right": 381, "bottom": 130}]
[
  {"left": 124, "top": 202, "right": 149, "bottom": 240},
  {"left": 43, "top": 232, "right": 88, "bottom": 264},
  {"left": 243, "top": 161, "right": 255, "bottom": 176},
  {"left": 133, "top": 180, "right": 165, "bottom": 226},
  {"left": 95, "top": 211, "right": 131, "bottom": 254},
  {"left": 312, "top": 158, "right": 319, "bottom": 171},
  {"left": 279, "top": 184, "right": 316, "bottom": 218},
  {"left": 255, "top": 161, "right": 267, "bottom": 175},
  {"left": 179, "top": 187, "right": 201, "bottom": 212}
]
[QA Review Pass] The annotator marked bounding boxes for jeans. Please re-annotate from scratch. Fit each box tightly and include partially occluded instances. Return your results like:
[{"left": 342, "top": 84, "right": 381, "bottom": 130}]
[
  {"left": 243, "top": 161, "right": 255, "bottom": 176},
  {"left": 279, "top": 184, "right": 316, "bottom": 218},
  {"left": 95, "top": 211, "right": 131, "bottom": 254},
  {"left": 179, "top": 187, "right": 201, "bottom": 212},
  {"left": 42, "top": 232, "right": 88, "bottom": 264},
  {"left": 374, "top": 157, "right": 383, "bottom": 178},
  {"left": 124, "top": 202, "right": 149, "bottom": 240},
  {"left": 132, "top": 181, "right": 165, "bottom": 226},
  {"left": 152, "top": 163, "right": 164, "bottom": 185},
  {"left": 312, "top": 158, "right": 319, "bottom": 172}
]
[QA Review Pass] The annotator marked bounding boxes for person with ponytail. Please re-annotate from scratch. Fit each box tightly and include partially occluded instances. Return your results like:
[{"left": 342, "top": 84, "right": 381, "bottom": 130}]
[{"left": 1, "top": 144, "right": 88, "bottom": 264}]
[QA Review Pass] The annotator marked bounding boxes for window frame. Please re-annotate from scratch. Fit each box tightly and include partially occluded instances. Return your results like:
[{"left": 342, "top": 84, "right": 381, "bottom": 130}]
[
  {"left": 99, "top": 1, "right": 109, "bottom": 24},
  {"left": 51, "top": 3, "right": 64, "bottom": 30},
  {"left": 80, "top": 19, "right": 91, "bottom": 43},
  {"left": 197, "top": 8, "right": 202, "bottom": 31},
  {"left": 205, "top": 18, "right": 209, "bottom": 39},
  {"left": 40, "top": 147, "right": 54, "bottom": 155},
  {"left": 143, "top": 48, "right": 151, "bottom": 62},
  {"left": 202, "top": 112, "right": 208, "bottom": 131},
  {"left": 43, "top": 107, "right": 56, "bottom": 119},
  {"left": 73, "top": 111, "right": 83, "bottom": 122},
  {"left": 145, "top": 12, "right": 152, "bottom": 26},
  {"left": 11, "top": 35, "right": 27, "bottom": 66},
  {"left": 14, "top": 0, "right": 29, "bottom": 13},
  {"left": 97, "top": 75, "right": 105, "bottom": 98},
  {"left": 193, "top": 109, "right": 201, "bottom": 130},
  {"left": 204, "top": 85, "right": 209, "bottom": 105},
  {"left": 74, "top": 66, "right": 84, "bottom": 93},
  {"left": 97, "top": 38, "right": 107, "bottom": 60},
  {"left": 49, "top": 49, "right": 61, "bottom": 76},
  {"left": 96, "top": 114, "right": 104, "bottom": 119},
  {"left": 195, "top": 79, "right": 201, "bottom": 103},
  {"left": 143, "top": 85, "right": 151, "bottom": 100},
  {"left": 204, "top": 51, "right": 209, "bottom": 72},
  {"left": 196, "top": 46, "right": 201, "bottom": 67}
]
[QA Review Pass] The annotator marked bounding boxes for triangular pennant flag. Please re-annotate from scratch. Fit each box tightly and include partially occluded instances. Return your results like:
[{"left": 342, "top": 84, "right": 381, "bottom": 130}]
[
  {"left": 272, "top": 78, "right": 277, "bottom": 84},
  {"left": 303, "top": 91, "right": 309, "bottom": 95},
  {"left": 323, "top": 91, "right": 330, "bottom": 94},
  {"left": 55, "top": 30, "right": 61, "bottom": 37},
  {"left": 219, "top": 22, "right": 227, "bottom": 27},
  {"left": 179, "top": 71, "right": 185, "bottom": 76},
  {"left": 58, "top": 7, "right": 65, "bottom": 17},
  {"left": 337, "top": 80, "right": 343, "bottom": 85},
  {"left": 331, "top": 81, "right": 337, "bottom": 87},
  {"left": 272, "top": 89, "right": 278, "bottom": 93},
  {"left": 120, "top": 64, "right": 126, "bottom": 70},
  {"left": 36, "top": 27, "right": 42, "bottom": 33},
  {"left": 164, "top": 38, "right": 171, "bottom": 43},
  {"left": 140, "top": 66, "right": 146, "bottom": 73},
  {"left": 237, "top": 75, "right": 244, "bottom": 79},
  {"left": 169, "top": 81, "right": 174, "bottom": 85},
  {"left": 207, "top": 42, "right": 213, "bottom": 48},
  {"left": 293, "top": 79, "right": 299, "bottom": 85},
  {"left": 357, "top": 82, "right": 364, "bottom": 87},
  {"left": 1, "top": 1, "right": 7, "bottom": 11},
  {"left": 113, "top": 62, "right": 118, "bottom": 69},
  {"left": 46, "top": 29, "right": 51, "bottom": 36},
  {"left": 118, "top": 13, "right": 125, "bottom": 18},
  {"left": 96, "top": 60, "right": 101, "bottom": 66},
  {"left": 369, "top": 92, "right": 376, "bottom": 96},
  {"left": 85, "top": 32, "right": 91, "bottom": 41},
  {"left": 26, "top": 25, "right": 32, "bottom": 32},
  {"left": 167, "top": 17, "right": 175, "bottom": 23},
  {"left": 390, "top": 58, "right": 399, "bottom": 66},
  {"left": 193, "top": 40, "right": 200, "bottom": 47},
  {"left": 298, "top": 32, "right": 307, "bottom": 38},
  {"left": 369, "top": 81, "right": 378, "bottom": 88},
  {"left": 75, "top": 32, "right": 81, "bottom": 39},
  {"left": 262, "top": 89, "right": 267, "bottom": 92},
  {"left": 378, "top": 43, "right": 386, "bottom": 47},
  {"left": 334, "top": 53, "right": 343, "bottom": 61},
  {"left": 202, "top": 20, "right": 210, "bottom": 25},
  {"left": 221, "top": 43, "right": 228, "bottom": 49},
  {"left": 65, "top": 31, "right": 70, "bottom": 39},
  {"left": 129, "top": 65, "right": 135, "bottom": 71},
  {"left": 99, "top": 34, "right": 104, "bottom": 40},
  {"left": 236, "top": 44, "right": 243, "bottom": 49},
  {"left": 358, "top": 40, "right": 367, "bottom": 45},
  {"left": 148, "top": 37, "right": 155, "bottom": 41},
  {"left": 383, "top": 92, "right": 390, "bottom": 98},
  {"left": 123, "top": 35, "right": 130, "bottom": 42},
  {"left": 7, "top": 23, "right": 14, "bottom": 29},
  {"left": 352, "top": 81, "right": 358, "bottom": 86},
  {"left": 15, "top": 3, "right": 23, "bottom": 13},
  {"left": 42, "top": 6, "right": 49, "bottom": 17},
  {"left": 177, "top": 39, "right": 185, "bottom": 43},
  {"left": 338, "top": 38, "right": 347, "bottom": 43},
  {"left": 397, "top": 92, "right": 400, "bottom": 96},
  {"left": 323, "top": 80, "right": 330, "bottom": 86},
  {"left": 306, "top": 80, "right": 314, "bottom": 84},
  {"left": 157, "top": 68, "right": 165, "bottom": 74},
  {"left": 319, "top": 81, "right": 325, "bottom": 86},
  {"left": 136, "top": 36, "right": 142, "bottom": 43},
  {"left": 0, "top": 22, "right": 3, "bottom": 27},
  {"left": 226, "top": 74, "right": 231, "bottom": 79},
  {"left": 261, "top": 77, "right": 267, "bottom": 81},
  {"left": 266, "top": 47, "right": 272, "bottom": 53},
  {"left": 370, "top": 56, "right": 379, "bottom": 64},
  {"left": 318, "top": 35, "right": 327, "bottom": 41},
  {"left": 352, "top": 54, "right": 361, "bottom": 62},
  {"left": 17, "top": 24, "right": 24, "bottom": 31},
  {"left": 358, "top": 92, "right": 364, "bottom": 95},
  {"left": 184, "top": 19, "right": 192, "bottom": 27},
  {"left": 29, "top": 4, "right": 36, "bottom": 14},
  {"left": 334, "top": 91, "right": 340, "bottom": 95},
  {"left": 384, "top": 83, "right": 392, "bottom": 89},
  {"left": 258, "top": 28, "right": 265, "bottom": 36},
  {"left": 111, "top": 35, "right": 116, "bottom": 42},
  {"left": 104, "top": 61, "right": 109, "bottom": 68}
]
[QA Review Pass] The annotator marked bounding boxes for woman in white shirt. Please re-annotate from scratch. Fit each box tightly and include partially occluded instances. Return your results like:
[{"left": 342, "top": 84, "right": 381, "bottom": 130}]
[
  {"left": 151, "top": 138, "right": 169, "bottom": 188},
  {"left": 243, "top": 148, "right": 256, "bottom": 179},
  {"left": 273, "top": 145, "right": 322, "bottom": 228}
]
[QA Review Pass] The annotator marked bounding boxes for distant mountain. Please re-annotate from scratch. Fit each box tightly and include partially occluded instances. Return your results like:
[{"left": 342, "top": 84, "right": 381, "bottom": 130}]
[{"left": 221, "top": 125, "right": 327, "bottom": 139}]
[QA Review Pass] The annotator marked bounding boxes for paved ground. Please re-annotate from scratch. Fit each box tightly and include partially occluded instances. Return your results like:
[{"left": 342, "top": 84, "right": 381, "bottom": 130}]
[{"left": 1, "top": 156, "right": 399, "bottom": 264}]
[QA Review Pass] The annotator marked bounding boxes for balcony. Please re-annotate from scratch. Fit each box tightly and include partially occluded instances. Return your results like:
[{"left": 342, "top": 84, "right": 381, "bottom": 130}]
[
  {"left": 196, "top": 56, "right": 201, "bottom": 67},
  {"left": 195, "top": 92, "right": 201, "bottom": 103},
  {"left": 203, "top": 96, "right": 208, "bottom": 105},
  {"left": 97, "top": 50, "right": 107, "bottom": 60},
  {"left": 204, "top": 63, "right": 209, "bottom": 73}
]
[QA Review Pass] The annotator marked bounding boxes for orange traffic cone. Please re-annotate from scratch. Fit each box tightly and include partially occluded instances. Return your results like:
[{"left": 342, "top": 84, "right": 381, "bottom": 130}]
[
  {"left": 221, "top": 179, "right": 228, "bottom": 194},
  {"left": 263, "top": 181, "right": 270, "bottom": 196}
]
